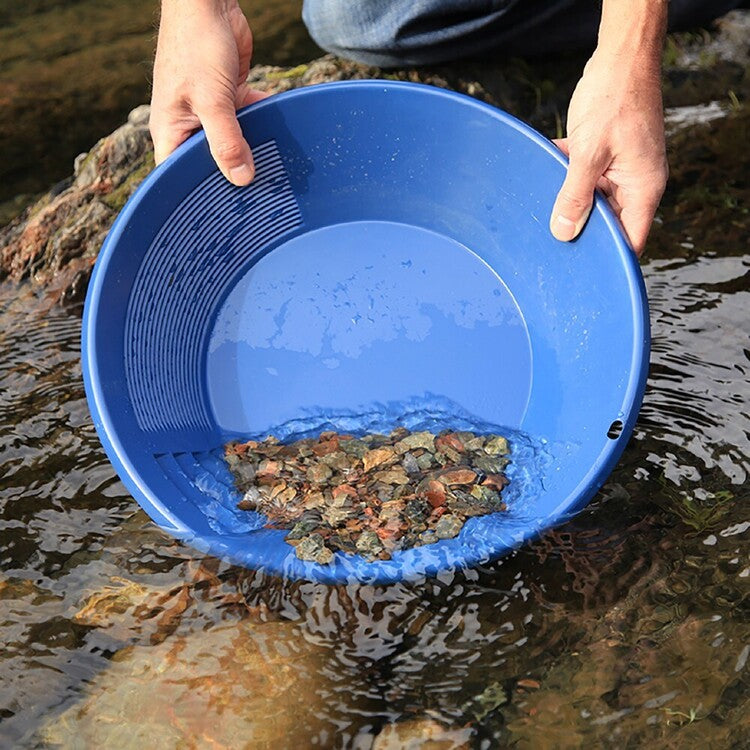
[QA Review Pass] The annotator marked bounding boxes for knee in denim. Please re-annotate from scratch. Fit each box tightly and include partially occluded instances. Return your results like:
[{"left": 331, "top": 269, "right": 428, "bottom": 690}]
[{"left": 302, "top": 0, "right": 385, "bottom": 55}]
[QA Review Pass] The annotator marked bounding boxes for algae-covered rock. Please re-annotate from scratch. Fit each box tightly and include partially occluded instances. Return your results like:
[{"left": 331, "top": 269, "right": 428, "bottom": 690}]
[
  {"left": 72, "top": 576, "right": 152, "bottom": 628},
  {"left": 41, "top": 619, "right": 331, "bottom": 749},
  {"left": 0, "top": 105, "right": 153, "bottom": 307},
  {"left": 373, "top": 718, "right": 474, "bottom": 749}
]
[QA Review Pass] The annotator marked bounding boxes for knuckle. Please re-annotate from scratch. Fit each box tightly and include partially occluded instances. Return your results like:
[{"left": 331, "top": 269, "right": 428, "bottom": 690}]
[
  {"left": 569, "top": 135, "right": 606, "bottom": 163},
  {"left": 212, "top": 140, "right": 245, "bottom": 164},
  {"left": 571, "top": 142, "right": 599, "bottom": 164},
  {"left": 557, "top": 191, "right": 591, "bottom": 215},
  {"left": 194, "top": 89, "right": 234, "bottom": 118},
  {"left": 197, "top": 99, "right": 229, "bottom": 119}
]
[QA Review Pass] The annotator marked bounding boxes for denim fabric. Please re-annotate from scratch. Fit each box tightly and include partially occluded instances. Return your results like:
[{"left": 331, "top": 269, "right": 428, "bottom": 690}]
[{"left": 302, "top": 0, "right": 746, "bottom": 66}]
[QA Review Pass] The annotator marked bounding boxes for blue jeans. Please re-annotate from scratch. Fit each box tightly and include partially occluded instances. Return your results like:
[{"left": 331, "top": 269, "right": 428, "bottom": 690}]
[{"left": 302, "top": 0, "right": 745, "bottom": 66}]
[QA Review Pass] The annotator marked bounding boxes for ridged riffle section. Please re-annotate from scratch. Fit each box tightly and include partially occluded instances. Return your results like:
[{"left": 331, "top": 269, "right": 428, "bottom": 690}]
[{"left": 124, "top": 141, "right": 302, "bottom": 433}]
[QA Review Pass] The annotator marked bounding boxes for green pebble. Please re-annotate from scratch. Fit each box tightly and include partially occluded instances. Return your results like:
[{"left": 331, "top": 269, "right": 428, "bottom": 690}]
[
  {"left": 435, "top": 514, "right": 464, "bottom": 539},
  {"left": 416, "top": 452, "right": 435, "bottom": 471},
  {"left": 419, "top": 530, "right": 438, "bottom": 545},
  {"left": 294, "top": 533, "right": 333, "bottom": 564},
  {"left": 484, "top": 435, "right": 509, "bottom": 456},
  {"left": 356, "top": 530, "right": 383, "bottom": 556}
]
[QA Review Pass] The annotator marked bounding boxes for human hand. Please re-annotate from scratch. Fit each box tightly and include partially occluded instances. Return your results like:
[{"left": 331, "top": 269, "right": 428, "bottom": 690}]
[
  {"left": 150, "top": 0, "right": 268, "bottom": 185},
  {"left": 549, "top": 48, "right": 668, "bottom": 256}
]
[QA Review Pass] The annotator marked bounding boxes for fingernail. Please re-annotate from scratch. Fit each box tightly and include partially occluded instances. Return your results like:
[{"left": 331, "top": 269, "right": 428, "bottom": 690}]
[
  {"left": 228, "top": 163, "right": 254, "bottom": 185},
  {"left": 551, "top": 215, "right": 577, "bottom": 242}
]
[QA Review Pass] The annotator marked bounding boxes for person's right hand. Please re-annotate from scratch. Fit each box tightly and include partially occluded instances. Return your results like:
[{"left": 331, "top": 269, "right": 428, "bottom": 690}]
[{"left": 150, "top": 0, "right": 268, "bottom": 185}]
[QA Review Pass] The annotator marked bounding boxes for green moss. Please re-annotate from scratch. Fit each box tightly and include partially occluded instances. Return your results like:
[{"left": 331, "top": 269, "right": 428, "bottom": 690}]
[
  {"left": 654, "top": 473, "right": 734, "bottom": 532},
  {"left": 23, "top": 191, "right": 51, "bottom": 220},
  {"left": 662, "top": 36, "right": 681, "bottom": 68},
  {"left": 265, "top": 64, "right": 309, "bottom": 81},
  {"left": 101, "top": 151, "right": 155, "bottom": 212}
]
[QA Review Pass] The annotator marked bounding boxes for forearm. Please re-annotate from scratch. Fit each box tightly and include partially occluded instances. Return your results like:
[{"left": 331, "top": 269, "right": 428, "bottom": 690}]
[{"left": 596, "top": 0, "right": 667, "bottom": 72}]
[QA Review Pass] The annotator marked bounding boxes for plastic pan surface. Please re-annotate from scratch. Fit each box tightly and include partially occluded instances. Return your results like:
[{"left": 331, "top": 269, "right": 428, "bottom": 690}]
[{"left": 82, "top": 81, "right": 649, "bottom": 584}]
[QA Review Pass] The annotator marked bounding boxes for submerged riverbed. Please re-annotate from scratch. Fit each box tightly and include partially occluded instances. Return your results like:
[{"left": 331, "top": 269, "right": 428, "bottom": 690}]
[{"left": 1, "top": 7, "right": 749, "bottom": 750}]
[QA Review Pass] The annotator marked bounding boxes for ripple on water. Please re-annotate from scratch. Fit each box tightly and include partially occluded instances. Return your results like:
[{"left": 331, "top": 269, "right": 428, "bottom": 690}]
[
  {"left": 0, "top": 245, "right": 749, "bottom": 747},
  {"left": 642, "top": 254, "right": 750, "bottom": 484}
]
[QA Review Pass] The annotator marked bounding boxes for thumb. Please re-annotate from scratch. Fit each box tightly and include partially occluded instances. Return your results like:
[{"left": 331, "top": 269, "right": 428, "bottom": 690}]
[
  {"left": 550, "top": 149, "right": 605, "bottom": 243},
  {"left": 198, "top": 100, "right": 255, "bottom": 186}
]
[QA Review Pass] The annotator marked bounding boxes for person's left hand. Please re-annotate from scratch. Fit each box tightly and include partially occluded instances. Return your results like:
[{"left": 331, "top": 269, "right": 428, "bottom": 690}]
[{"left": 549, "top": 48, "right": 668, "bottom": 256}]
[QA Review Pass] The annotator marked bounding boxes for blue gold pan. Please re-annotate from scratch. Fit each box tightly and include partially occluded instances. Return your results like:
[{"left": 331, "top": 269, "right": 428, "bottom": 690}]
[{"left": 82, "top": 81, "right": 649, "bottom": 584}]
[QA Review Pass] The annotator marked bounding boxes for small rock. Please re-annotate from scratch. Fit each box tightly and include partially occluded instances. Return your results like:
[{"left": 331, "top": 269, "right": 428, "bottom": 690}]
[
  {"left": 312, "top": 437, "right": 339, "bottom": 456},
  {"left": 419, "top": 530, "right": 438, "bottom": 545},
  {"left": 238, "top": 487, "right": 261, "bottom": 510},
  {"left": 435, "top": 433, "right": 466, "bottom": 454},
  {"left": 380, "top": 499, "right": 406, "bottom": 521},
  {"left": 340, "top": 439, "right": 368, "bottom": 458},
  {"left": 473, "top": 454, "right": 508, "bottom": 474},
  {"left": 483, "top": 436, "right": 509, "bottom": 456},
  {"left": 286, "top": 519, "right": 320, "bottom": 542},
  {"left": 323, "top": 506, "right": 354, "bottom": 527},
  {"left": 517, "top": 678, "right": 540, "bottom": 690},
  {"left": 307, "top": 463, "right": 332, "bottom": 484},
  {"left": 438, "top": 469, "right": 476, "bottom": 486},
  {"left": 375, "top": 468, "right": 410, "bottom": 485},
  {"left": 373, "top": 718, "right": 473, "bottom": 750},
  {"left": 72, "top": 577, "right": 150, "bottom": 628},
  {"left": 356, "top": 530, "right": 384, "bottom": 559},
  {"left": 321, "top": 450, "right": 351, "bottom": 471},
  {"left": 362, "top": 447, "right": 397, "bottom": 472},
  {"left": 256, "top": 459, "right": 281, "bottom": 478},
  {"left": 481, "top": 473, "right": 508, "bottom": 491},
  {"left": 402, "top": 451, "right": 420, "bottom": 475},
  {"left": 435, "top": 514, "right": 463, "bottom": 540},
  {"left": 403, "top": 498, "right": 431, "bottom": 523},
  {"left": 416, "top": 452, "right": 436, "bottom": 471},
  {"left": 331, "top": 484, "right": 358, "bottom": 503},
  {"left": 455, "top": 432, "right": 482, "bottom": 450},
  {"left": 395, "top": 431, "right": 436, "bottom": 454},
  {"left": 420, "top": 479, "right": 446, "bottom": 508},
  {"left": 234, "top": 461, "right": 257, "bottom": 485},
  {"left": 302, "top": 490, "right": 326, "bottom": 508},
  {"left": 467, "top": 682, "right": 508, "bottom": 721},
  {"left": 295, "top": 534, "right": 333, "bottom": 564}
]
